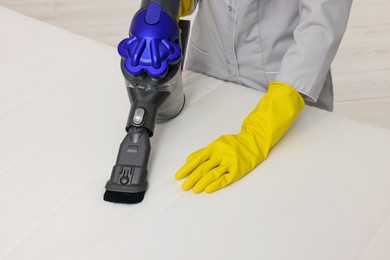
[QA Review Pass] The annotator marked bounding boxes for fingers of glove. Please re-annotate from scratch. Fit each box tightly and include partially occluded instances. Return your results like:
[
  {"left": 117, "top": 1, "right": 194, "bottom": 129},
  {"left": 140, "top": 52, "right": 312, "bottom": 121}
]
[
  {"left": 204, "top": 173, "right": 238, "bottom": 193},
  {"left": 181, "top": 158, "right": 220, "bottom": 191},
  {"left": 193, "top": 166, "right": 228, "bottom": 194},
  {"left": 175, "top": 148, "right": 210, "bottom": 180}
]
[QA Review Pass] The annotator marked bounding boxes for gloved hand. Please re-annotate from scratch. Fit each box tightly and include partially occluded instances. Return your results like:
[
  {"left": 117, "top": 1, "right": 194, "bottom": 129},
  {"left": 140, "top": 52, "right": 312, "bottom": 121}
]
[
  {"left": 175, "top": 82, "right": 305, "bottom": 193},
  {"left": 179, "top": 0, "right": 196, "bottom": 18}
]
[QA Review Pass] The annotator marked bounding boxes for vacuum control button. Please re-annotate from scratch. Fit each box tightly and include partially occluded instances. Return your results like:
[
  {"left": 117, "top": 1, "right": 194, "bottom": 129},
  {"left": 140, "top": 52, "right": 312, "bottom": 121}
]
[
  {"left": 133, "top": 108, "right": 145, "bottom": 125},
  {"left": 145, "top": 2, "right": 162, "bottom": 25}
]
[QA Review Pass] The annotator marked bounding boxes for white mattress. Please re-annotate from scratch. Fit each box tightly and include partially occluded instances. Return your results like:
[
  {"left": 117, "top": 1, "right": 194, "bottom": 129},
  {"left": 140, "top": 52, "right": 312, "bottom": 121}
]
[{"left": 1, "top": 6, "right": 390, "bottom": 260}]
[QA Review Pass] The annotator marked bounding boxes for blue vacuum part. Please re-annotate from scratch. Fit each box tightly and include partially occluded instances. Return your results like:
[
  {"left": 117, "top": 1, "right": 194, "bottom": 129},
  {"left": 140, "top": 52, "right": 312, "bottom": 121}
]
[{"left": 118, "top": 2, "right": 181, "bottom": 78}]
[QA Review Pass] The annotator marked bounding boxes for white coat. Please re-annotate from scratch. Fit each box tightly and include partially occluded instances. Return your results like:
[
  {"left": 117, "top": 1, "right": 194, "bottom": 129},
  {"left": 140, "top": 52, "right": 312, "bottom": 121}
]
[{"left": 186, "top": 0, "right": 353, "bottom": 111}]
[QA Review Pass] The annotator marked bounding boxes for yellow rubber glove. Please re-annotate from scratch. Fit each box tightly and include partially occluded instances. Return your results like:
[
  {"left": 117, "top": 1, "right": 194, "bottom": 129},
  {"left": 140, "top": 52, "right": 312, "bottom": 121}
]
[
  {"left": 179, "top": 0, "right": 196, "bottom": 18},
  {"left": 175, "top": 82, "right": 305, "bottom": 193}
]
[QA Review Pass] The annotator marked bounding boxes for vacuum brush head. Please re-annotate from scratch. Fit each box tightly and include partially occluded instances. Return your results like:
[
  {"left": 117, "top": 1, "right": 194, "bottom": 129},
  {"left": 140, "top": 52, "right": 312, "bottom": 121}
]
[{"left": 104, "top": 190, "right": 145, "bottom": 204}]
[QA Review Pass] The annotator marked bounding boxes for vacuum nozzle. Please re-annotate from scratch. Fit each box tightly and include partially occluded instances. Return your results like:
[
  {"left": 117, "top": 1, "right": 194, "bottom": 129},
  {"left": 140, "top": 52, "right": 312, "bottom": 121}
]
[{"left": 104, "top": 127, "right": 150, "bottom": 204}]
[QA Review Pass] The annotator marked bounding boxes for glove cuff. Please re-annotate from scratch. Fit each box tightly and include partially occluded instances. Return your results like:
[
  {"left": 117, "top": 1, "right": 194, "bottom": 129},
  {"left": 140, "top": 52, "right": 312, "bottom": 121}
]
[
  {"left": 268, "top": 81, "right": 305, "bottom": 110},
  {"left": 241, "top": 81, "right": 305, "bottom": 150}
]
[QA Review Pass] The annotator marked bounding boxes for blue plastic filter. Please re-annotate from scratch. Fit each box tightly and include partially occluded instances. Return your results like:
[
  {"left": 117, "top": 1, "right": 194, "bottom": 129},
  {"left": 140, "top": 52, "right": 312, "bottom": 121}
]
[{"left": 118, "top": 2, "right": 181, "bottom": 78}]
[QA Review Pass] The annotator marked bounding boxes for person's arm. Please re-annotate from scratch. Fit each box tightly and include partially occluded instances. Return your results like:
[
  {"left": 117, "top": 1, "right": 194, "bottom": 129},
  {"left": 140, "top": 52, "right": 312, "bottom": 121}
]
[
  {"left": 276, "top": 0, "right": 353, "bottom": 102},
  {"left": 175, "top": 1, "right": 352, "bottom": 193}
]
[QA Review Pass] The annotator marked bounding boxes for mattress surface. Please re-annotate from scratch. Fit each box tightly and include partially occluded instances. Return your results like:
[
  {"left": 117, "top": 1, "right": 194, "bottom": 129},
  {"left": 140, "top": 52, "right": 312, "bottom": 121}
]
[{"left": 1, "top": 6, "right": 390, "bottom": 260}]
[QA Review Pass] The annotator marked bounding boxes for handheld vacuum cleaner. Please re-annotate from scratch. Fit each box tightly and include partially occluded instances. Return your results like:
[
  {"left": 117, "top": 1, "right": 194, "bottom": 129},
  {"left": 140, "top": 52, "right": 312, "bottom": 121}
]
[{"left": 104, "top": 0, "right": 190, "bottom": 204}]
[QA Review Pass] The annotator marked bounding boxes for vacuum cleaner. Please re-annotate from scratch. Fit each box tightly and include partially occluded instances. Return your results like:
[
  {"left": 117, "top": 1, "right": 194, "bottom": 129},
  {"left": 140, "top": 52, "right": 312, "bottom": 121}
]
[{"left": 104, "top": 0, "right": 190, "bottom": 204}]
